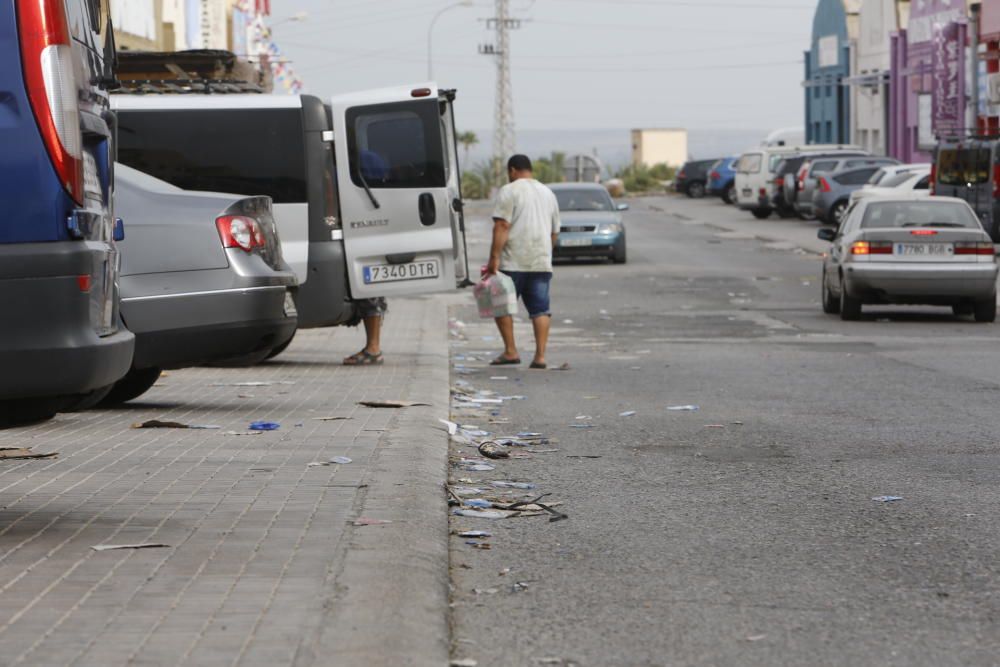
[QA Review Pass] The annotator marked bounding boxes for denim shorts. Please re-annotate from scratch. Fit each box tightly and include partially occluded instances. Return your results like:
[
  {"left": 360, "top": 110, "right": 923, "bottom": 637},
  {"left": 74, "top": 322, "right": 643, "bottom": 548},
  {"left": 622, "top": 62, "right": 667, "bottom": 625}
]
[
  {"left": 502, "top": 271, "right": 552, "bottom": 319},
  {"left": 353, "top": 297, "right": 387, "bottom": 319}
]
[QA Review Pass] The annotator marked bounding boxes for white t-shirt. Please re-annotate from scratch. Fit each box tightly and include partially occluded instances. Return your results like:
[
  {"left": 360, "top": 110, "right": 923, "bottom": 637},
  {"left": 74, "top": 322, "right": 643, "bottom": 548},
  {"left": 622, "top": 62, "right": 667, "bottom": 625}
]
[{"left": 492, "top": 178, "right": 561, "bottom": 273}]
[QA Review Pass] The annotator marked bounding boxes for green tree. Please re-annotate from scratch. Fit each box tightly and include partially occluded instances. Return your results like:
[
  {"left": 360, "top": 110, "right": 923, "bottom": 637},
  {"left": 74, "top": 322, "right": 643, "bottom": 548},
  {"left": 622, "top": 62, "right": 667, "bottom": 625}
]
[{"left": 457, "top": 131, "right": 479, "bottom": 167}]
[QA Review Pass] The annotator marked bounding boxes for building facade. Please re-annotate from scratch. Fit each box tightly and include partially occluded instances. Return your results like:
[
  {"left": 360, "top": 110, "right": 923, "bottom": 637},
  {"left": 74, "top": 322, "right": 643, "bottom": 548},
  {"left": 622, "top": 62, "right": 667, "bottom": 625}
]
[
  {"left": 889, "top": 0, "right": 969, "bottom": 162},
  {"left": 805, "top": 0, "right": 860, "bottom": 144},
  {"left": 630, "top": 129, "right": 688, "bottom": 169},
  {"left": 980, "top": 0, "right": 1000, "bottom": 134}
]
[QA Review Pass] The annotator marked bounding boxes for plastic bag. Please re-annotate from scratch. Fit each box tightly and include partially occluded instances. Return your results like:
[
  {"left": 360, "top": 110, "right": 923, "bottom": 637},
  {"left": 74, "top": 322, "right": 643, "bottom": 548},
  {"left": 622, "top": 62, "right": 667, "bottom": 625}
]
[{"left": 474, "top": 273, "right": 518, "bottom": 319}]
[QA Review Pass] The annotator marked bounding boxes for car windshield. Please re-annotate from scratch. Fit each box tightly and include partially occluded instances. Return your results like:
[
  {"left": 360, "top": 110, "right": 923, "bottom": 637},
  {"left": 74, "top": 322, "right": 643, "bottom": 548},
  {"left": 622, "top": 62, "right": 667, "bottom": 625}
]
[
  {"left": 554, "top": 189, "right": 614, "bottom": 212},
  {"left": 860, "top": 201, "right": 981, "bottom": 229},
  {"left": 938, "top": 147, "right": 991, "bottom": 185},
  {"left": 880, "top": 171, "right": 922, "bottom": 188}
]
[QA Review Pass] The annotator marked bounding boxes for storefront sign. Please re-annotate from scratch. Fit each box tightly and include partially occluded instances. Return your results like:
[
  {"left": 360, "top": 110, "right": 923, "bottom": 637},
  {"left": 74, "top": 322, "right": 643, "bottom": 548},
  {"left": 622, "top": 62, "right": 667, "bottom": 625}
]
[
  {"left": 918, "top": 94, "right": 935, "bottom": 149},
  {"left": 908, "top": 4, "right": 965, "bottom": 45},
  {"left": 931, "top": 19, "right": 965, "bottom": 135},
  {"left": 818, "top": 35, "right": 839, "bottom": 68}
]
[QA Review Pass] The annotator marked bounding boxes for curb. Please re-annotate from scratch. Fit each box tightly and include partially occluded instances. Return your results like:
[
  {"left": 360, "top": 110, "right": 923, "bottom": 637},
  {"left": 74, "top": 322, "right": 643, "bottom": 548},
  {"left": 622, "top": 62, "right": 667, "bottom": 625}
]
[{"left": 300, "top": 295, "right": 454, "bottom": 667}]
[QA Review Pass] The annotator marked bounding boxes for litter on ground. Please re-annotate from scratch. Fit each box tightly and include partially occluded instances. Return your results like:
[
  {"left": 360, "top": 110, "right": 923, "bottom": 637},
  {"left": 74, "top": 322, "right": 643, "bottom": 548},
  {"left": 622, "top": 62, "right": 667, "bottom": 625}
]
[
  {"left": 0, "top": 448, "right": 58, "bottom": 460},
  {"left": 872, "top": 495, "right": 903, "bottom": 503},
  {"left": 131, "top": 420, "right": 220, "bottom": 430},
  {"left": 359, "top": 400, "right": 431, "bottom": 408},
  {"left": 352, "top": 518, "right": 392, "bottom": 526},
  {"left": 249, "top": 421, "right": 280, "bottom": 431},
  {"left": 92, "top": 543, "right": 169, "bottom": 552},
  {"left": 667, "top": 405, "right": 700, "bottom": 412}
]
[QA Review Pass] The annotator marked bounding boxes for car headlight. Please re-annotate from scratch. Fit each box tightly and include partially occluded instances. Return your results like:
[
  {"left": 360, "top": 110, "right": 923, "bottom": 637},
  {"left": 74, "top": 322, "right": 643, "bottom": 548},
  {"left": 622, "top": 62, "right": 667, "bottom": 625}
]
[{"left": 598, "top": 223, "right": 623, "bottom": 234}]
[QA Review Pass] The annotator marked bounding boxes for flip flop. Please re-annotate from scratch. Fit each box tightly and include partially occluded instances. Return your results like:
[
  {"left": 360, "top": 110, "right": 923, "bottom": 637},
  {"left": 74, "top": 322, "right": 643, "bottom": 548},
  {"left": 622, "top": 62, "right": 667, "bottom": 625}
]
[
  {"left": 343, "top": 350, "right": 384, "bottom": 366},
  {"left": 490, "top": 355, "right": 521, "bottom": 366},
  {"left": 529, "top": 361, "right": 547, "bottom": 370}
]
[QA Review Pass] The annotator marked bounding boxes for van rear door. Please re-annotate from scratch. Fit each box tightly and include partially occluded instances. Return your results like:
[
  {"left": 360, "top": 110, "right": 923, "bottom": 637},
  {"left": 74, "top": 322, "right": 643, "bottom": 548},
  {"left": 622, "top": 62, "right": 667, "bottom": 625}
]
[
  {"left": 330, "top": 84, "right": 461, "bottom": 298},
  {"left": 439, "top": 89, "right": 471, "bottom": 286}
]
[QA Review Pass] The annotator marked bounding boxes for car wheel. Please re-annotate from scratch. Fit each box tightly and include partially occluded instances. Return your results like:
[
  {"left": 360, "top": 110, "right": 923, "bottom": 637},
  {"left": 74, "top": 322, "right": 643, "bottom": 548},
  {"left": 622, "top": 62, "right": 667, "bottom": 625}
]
[
  {"left": 98, "top": 367, "right": 163, "bottom": 407},
  {"left": 974, "top": 295, "right": 997, "bottom": 323},
  {"left": 821, "top": 270, "right": 839, "bottom": 315},
  {"left": 613, "top": 241, "right": 627, "bottom": 264},
  {"left": 831, "top": 201, "right": 849, "bottom": 225},
  {"left": 722, "top": 184, "right": 736, "bottom": 205},
  {"left": 840, "top": 288, "right": 862, "bottom": 321},
  {"left": 952, "top": 303, "right": 974, "bottom": 317},
  {"left": 266, "top": 331, "right": 297, "bottom": 360},
  {"left": 687, "top": 182, "right": 706, "bottom": 199},
  {"left": 751, "top": 208, "right": 771, "bottom": 219}
]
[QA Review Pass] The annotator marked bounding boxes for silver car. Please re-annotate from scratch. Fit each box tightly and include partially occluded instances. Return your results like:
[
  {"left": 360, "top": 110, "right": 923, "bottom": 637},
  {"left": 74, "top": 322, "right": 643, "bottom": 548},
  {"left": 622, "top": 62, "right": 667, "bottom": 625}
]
[
  {"left": 818, "top": 195, "right": 998, "bottom": 322},
  {"left": 550, "top": 183, "right": 628, "bottom": 264},
  {"left": 103, "top": 165, "right": 299, "bottom": 405}
]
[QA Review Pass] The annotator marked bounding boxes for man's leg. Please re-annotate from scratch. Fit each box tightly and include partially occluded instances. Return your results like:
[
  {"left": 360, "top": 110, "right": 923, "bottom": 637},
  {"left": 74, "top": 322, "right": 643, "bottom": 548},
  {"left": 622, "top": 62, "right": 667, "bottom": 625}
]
[
  {"left": 363, "top": 315, "right": 382, "bottom": 355},
  {"left": 531, "top": 314, "right": 551, "bottom": 366},
  {"left": 344, "top": 298, "right": 386, "bottom": 365},
  {"left": 494, "top": 315, "right": 519, "bottom": 361}
]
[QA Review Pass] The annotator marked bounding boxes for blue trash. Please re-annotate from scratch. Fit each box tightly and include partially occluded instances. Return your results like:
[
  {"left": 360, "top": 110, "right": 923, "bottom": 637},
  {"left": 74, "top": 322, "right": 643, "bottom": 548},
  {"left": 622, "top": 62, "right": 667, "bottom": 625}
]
[{"left": 249, "top": 421, "right": 280, "bottom": 431}]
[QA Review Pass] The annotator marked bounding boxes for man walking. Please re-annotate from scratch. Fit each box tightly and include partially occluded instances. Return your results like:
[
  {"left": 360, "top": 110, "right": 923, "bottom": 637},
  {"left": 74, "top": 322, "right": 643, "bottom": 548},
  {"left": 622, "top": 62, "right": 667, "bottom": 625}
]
[{"left": 485, "top": 155, "right": 561, "bottom": 369}]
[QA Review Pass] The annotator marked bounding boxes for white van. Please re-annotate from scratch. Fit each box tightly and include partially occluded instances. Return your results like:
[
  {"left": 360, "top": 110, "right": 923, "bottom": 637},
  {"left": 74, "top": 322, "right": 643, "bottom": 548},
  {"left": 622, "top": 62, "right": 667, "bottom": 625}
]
[{"left": 734, "top": 144, "right": 862, "bottom": 219}]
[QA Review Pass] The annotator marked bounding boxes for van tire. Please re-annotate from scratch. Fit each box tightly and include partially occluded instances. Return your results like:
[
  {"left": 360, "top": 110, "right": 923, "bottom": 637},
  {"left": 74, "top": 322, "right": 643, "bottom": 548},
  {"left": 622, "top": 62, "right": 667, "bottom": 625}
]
[
  {"left": 840, "top": 290, "right": 862, "bottom": 321},
  {"left": 974, "top": 295, "right": 997, "bottom": 323},
  {"left": 751, "top": 208, "right": 771, "bottom": 219},
  {"left": 99, "top": 367, "right": 163, "bottom": 407}
]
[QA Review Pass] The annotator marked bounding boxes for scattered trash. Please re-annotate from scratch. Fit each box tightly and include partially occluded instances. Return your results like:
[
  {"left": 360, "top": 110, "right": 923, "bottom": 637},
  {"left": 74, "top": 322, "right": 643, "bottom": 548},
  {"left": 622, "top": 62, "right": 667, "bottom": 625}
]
[
  {"left": 249, "top": 421, "right": 280, "bottom": 431},
  {"left": 330, "top": 456, "right": 353, "bottom": 465},
  {"left": 518, "top": 432, "right": 543, "bottom": 438},
  {"left": 212, "top": 381, "right": 295, "bottom": 387},
  {"left": 491, "top": 481, "right": 536, "bottom": 490},
  {"left": 458, "top": 530, "right": 492, "bottom": 538},
  {"left": 872, "top": 495, "right": 903, "bottom": 503},
  {"left": 468, "top": 542, "right": 492, "bottom": 550},
  {"left": 91, "top": 543, "right": 169, "bottom": 552},
  {"left": 569, "top": 424, "right": 594, "bottom": 429},
  {"left": 131, "top": 420, "right": 220, "bottom": 430},
  {"left": 478, "top": 441, "right": 510, "bottom": 460},
  {"left": 747, "top": 634, "right": 768, "bottom": 642},
  {"left": 358, "top": 400, "right": 430, "bottom": 408},
  {"left": 731, "top": 421, "right": 744, "bottom": 426},
  {"left": 312, "top": 416, "right": 352, "bottom": 422},
  {"left": 512, "top": 581, "right": 531, "bottom": 592},
  {"left": 0, "top": 448, "right": 58, "bottom": 460},
  {"left": 575, "top": 415, "right": 592, "bottom": 421},
  {"left": 453, "top": 508, "right": 513, "bottom": 519},
  {"left": 471, "top": 589, "right": 498, "bottom": 596},
  {"left": 551, "top": 362, "right": 572, "bottom": 371},
  {"left": 619, "top": 411, "right": 637, "bottom": 417},
  {"left": 562, "top": 319, "right": 574, "bottom": 324},
  {"left": 237, "top": 394, "right": 254, "bottom": 399},
  {"left": 704, "top": 424, "right": 726, "bottom": 429},
  {"left": 490, "top": 376, "right": 509, "bottom": 381},
  {"left": 567, "top": 455, "right": 602, "bottom": 459},
  {"left": 451, "top": 659, "right": 479, "bottom": 667},
  {"left": 352, "top": 518, "right": 392, "bottom": 526},
  {"left": 464, "top": 499, "right": 493, "bottom": 509},
  {"left": 451, "top": 486, "right": 487, "bottom": 497},
  {"left": 221, "top": 431, "right": 263, "bottom": 436},
  {"left": 667, "top": 405, "right": 700, "bottom": 412},
  {"left": 456, "top": 460, "right": 497, "bottom": 472},
  {"left": 307, "top": 462, "right": 332, "bottom": 468}
]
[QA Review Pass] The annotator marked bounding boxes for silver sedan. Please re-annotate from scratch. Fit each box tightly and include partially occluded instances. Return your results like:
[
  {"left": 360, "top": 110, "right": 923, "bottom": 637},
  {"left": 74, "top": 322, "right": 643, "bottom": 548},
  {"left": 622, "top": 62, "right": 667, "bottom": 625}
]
[{"left": 818, "top": 195, "right": 998, "bottom": 322}]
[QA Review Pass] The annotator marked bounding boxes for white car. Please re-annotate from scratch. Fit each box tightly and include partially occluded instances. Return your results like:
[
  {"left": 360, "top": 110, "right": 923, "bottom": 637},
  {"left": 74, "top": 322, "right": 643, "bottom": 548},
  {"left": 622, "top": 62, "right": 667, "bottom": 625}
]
[
  {"left": 818, "top": 195, "right": 997, "bottom": 322},
  {"left": 865, "top": 163, "right": 932, "bottom": 186},
  {"left": 851, "top": 168, "right": 931, "bottom": 203}
]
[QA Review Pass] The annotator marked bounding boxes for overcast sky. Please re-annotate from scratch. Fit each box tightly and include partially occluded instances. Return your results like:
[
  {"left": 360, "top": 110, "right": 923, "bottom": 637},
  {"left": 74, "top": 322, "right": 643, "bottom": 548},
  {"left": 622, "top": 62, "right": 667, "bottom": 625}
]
[{"left": 272, "top": 0, "right": 817, "bottom": 133}]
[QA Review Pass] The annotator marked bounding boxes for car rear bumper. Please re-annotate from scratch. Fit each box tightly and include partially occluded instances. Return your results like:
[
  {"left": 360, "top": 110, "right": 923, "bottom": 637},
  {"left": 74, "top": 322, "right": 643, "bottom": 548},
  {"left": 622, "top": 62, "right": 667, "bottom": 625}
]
[
  {"left": 123, "top": 284, "right": 296, "bottom": 369},
  {"left": 845, "top": 263, "right": 999, "bottom": 300},
  {"left": 0, "top": 242, "right": 134, "bottom": 399},
  {"left": 554, "top": 233, "right": 622, "bottom": 257}
]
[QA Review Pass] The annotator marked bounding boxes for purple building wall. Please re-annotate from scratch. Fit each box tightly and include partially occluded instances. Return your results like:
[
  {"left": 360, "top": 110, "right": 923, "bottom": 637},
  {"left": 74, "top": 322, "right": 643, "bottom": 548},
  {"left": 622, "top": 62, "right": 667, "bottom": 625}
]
[{"left": 888, "top": 0, "right": 968, "bottom": 163}]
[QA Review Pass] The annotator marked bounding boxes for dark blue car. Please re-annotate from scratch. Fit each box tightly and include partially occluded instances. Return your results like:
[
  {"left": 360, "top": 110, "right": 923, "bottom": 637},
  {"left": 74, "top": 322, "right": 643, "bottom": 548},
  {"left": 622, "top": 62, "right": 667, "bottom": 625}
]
[
  {"left": 0, "top": 0, "right": 133, "bottom": 424},
  {"left": 706, "top": 157, "right": 738, "bottom": 204}
]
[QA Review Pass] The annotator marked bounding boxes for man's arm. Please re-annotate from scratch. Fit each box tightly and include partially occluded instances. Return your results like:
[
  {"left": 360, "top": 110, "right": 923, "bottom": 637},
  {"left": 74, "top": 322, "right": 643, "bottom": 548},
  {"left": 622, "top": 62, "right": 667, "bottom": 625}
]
[{"left": 486, "top": 218, "right": 511, "bottom": 276}]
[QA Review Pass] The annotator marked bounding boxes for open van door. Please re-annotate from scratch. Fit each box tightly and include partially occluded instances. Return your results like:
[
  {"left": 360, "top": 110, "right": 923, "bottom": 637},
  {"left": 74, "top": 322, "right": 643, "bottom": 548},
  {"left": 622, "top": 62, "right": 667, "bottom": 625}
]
[
  {"left": 439, "top": 89, "right": 471, "bottom": 287},
  {"left": 331, "top": 83, "right": 467, "bottom": 299}
]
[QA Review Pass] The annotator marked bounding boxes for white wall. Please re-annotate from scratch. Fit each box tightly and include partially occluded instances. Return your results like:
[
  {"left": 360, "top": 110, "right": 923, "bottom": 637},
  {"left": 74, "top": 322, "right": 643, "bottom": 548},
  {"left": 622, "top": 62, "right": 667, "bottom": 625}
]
[
  {"left": 631, "top": 129, "right": 689, "bottom": 168},
  {"left": 111, "top": 0, "right": 156, "bottom": 41},
  {"left": 852, "top": 0, "right": 899, "bottom": 154}
]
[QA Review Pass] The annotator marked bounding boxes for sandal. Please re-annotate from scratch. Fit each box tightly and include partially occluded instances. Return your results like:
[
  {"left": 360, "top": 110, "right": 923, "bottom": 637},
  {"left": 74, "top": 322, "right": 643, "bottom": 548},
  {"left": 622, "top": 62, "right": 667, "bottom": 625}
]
[
  {"left": 343, "top": 350, "right": 384, "bottom": 366},
  {"left": 529, "top": 361, "right": 547, "bottom": 370},
  {"left": 490, "top": 355, "right": 521, "bottom": 366}
]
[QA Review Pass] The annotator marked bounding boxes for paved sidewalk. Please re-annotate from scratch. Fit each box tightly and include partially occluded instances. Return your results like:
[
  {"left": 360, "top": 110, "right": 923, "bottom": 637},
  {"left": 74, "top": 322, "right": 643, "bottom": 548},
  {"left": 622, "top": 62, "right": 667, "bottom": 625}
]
[{"left": 0, "top": 295, "right": 453, "bottom": 666}]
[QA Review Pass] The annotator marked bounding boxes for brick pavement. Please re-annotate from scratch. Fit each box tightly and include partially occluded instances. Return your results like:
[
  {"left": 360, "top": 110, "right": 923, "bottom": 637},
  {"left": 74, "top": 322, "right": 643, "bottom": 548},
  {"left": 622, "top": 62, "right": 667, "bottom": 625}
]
[{"left": 0, "top": 295, "right": 452, "bottom": 666}]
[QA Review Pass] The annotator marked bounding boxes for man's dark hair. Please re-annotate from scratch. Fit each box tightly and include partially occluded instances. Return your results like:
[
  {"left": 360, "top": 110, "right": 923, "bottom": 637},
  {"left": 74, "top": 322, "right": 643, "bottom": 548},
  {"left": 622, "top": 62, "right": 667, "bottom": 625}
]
[{"left": 507, "top": 154, "right": 532, "bottom": 172}]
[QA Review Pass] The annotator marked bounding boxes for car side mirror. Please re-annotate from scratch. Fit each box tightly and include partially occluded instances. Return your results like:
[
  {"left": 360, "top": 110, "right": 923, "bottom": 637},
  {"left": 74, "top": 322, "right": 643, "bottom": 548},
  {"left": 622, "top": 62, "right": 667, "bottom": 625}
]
[
  {"left": 616, "top": 202, "right": 629, "bottom": 211},
  {"left": 817, "top": 228, "right": 836, "bottom": 242}
]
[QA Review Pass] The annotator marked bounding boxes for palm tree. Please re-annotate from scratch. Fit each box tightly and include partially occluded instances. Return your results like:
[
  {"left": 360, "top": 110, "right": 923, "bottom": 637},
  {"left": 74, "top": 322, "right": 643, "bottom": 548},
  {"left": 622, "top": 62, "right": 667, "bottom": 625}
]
[{"left": 457, "top": 131, "right": 479, "bottom": 167}]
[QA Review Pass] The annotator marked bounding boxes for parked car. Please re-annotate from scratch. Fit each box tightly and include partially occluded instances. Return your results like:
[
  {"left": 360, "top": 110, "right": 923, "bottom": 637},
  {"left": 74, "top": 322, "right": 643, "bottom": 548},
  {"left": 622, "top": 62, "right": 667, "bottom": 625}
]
[
  {"left": 113, "top": 86, "right": 470, "bottom": 336},
  {"left": 851, "top": 167, "right": 931, "bottom": 203},
  {"left": 772, "top": 156, "right": 810, "bottom": 218},
  {"left": 812, "top": 165, "right": 888, "bottom": 224},
  {"left": 0, "top": 0, "right": 134, "bottom": 425},
  {"left": 865, "top": 163, "right": 932, "bottom": 187},
  {"left": 551, "top": 183, "right": 628, "bottom": 264},
  {"left": 706, "top": 157, "right": 737, "bottom": 204},
  {"left": 786, "top": 150, "right": 871, "bottom": 216},
  {"left": 674, "top": 159, "right": 717, "bottom": 198},
  {"left": 818, "top": 196, "right": 997, "bottom": 322},
  {"left": 735, "top": 144, "right": 861, "bottom": 219},
  {"left": 103, "top": 166, "right": 298, "bottom": 405},
  {"left": 932, "top": 138, "right": 1000, "bottom": 240},
  {"left": 797, "top": 156, "right": 897, "bottom": 218}
]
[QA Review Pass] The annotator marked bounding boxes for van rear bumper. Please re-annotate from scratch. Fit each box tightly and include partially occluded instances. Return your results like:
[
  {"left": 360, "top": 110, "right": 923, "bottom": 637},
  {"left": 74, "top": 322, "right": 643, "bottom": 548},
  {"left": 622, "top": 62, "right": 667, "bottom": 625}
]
[{"left": 0, "top": 242, "right": 134, "bottom": 399}]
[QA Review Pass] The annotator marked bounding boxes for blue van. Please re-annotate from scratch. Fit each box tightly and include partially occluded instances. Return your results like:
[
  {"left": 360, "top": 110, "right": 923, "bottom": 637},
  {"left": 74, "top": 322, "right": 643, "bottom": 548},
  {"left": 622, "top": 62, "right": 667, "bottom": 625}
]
[{"left": 0, "top": 0, "right": 133, "bottom": 424}]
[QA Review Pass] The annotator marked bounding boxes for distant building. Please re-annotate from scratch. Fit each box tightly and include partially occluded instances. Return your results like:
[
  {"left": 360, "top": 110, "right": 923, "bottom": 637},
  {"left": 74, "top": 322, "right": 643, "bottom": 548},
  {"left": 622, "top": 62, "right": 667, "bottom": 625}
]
[
  {"left": 979, "top": 0, "right": 1000, "bottom": 134},
  {"left": 630, "top": 129, "right": 688, "bottom": 168},
  {"left": 109, "top": 0, "right": 166, "bottom": 50},
  {"left": 804, "top": 0, "right": 860, "bottom": 145}
]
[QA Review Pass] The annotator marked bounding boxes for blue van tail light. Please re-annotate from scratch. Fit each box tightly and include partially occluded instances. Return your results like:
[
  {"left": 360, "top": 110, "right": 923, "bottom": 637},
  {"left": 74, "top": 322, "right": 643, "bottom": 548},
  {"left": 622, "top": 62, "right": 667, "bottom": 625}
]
[{"left": 16, "top": 0, "right": 84, "bottom": 205}]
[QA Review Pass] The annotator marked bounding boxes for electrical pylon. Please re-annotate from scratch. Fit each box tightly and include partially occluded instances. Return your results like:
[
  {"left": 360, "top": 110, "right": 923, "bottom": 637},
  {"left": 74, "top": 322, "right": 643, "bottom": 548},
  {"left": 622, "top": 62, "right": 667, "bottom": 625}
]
[{"left": 480, "top": 0, "right": 520, "bottom": 185}]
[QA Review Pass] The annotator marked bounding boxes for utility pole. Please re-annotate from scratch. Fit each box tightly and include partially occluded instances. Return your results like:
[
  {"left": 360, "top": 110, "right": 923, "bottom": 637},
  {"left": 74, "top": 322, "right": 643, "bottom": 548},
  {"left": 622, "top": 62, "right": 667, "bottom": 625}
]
[{"left": 480, "top": 0, "right": 521, "bottom": 185}]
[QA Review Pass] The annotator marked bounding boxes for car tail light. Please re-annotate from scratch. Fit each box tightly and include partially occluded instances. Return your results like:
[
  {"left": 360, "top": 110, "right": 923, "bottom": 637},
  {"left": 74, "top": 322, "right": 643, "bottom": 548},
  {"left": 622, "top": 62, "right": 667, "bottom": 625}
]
[
  {"left": 76, "top": 275, "right": 91, "bottom": 292},
  {"left": 216, "top": 215, "right": 265, "bottom": 252},
  {"left": 710, "top": 171, "right": 720, "bottom": 180},
  {"left": 678, "top": 170, "right": 686, "bottom": 179},
  {"left": 775, "top": 176, "right": 785, "bottom": 187},
  {"left": 954, "top": 241, "right": 995, "bottom": 255},
  {"left": 929, "top": 163, "right": 936, "bottom": 195},
  {"left": 797, "top": 165, "right": 809, "bottom": 189},
  {"left": 851, "top": 241, "right": 892, "bottom": 255},
  {"left": 17, "top": 0, "right": 83, "bottom": 205},
  {"left": 909, "top": 230, "right": 938, "bottom": 236},
  {"left": 818, "top": 176, "right": 831, "bottom": 193}
]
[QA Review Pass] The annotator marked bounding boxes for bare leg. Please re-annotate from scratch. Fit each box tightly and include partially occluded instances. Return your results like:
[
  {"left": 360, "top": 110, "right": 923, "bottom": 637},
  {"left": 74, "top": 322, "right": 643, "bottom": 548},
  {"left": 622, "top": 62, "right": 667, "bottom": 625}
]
[
  {"left": 531, "top": 315, "right": 551, "bottom": 366},
  {"left": 363, "top": 315, "right": 382, "bottom": 355},
  {"left": 494, "top": 315, "right": 519, "bottom": 360}
]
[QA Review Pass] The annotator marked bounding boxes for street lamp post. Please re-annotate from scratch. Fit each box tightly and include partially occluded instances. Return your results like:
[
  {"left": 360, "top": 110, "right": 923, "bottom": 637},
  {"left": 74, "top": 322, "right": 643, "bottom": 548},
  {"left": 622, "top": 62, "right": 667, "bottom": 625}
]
[{"left": 428, "top": 1, "right": 473, "bottom": 81}]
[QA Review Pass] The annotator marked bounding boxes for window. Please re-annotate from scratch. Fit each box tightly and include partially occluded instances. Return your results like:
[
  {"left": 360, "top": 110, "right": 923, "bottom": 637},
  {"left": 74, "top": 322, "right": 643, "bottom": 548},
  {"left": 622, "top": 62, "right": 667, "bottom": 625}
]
[
  {"left": 834, "top": 168, "right": 878, "bottom": 185},
  {"left": 914, "top": 175, "right": 930, "bottom": 190},
  {"left": 867, "top": 168, "right": 888, "bottom": 185},
  {"left": 825, "top": 121, "right": 833, "bottom": 142},
  {"left": 810, "top": 160, "right": 838, "bottom": 175},
  {"left": 937, "top": 147, "right": 991, "bottom": 186},
  {"left": 554, "top": 189, "right": 614, "bottom": 212},
  {"left": 861, "top": 201, "right": 980, "bottom": 229},
  {"left": 880, "top": 171, "right": 919, "bottom": 188},
  {"left": 736, "top": 153, "right": 762, "bottom": 173},
  {"left": 346, "top": 100, "right": 445, "bottom": 189},
  {"left": 117, "top": 108, "right": 308, "bottom": 203}
]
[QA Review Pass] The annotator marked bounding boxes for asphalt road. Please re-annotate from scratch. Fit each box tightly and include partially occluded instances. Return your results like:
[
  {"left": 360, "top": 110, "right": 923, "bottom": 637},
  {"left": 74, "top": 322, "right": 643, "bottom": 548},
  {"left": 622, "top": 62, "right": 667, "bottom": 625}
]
[{"left": 448, "top": 194, "right": 1000, "bottom": 667}]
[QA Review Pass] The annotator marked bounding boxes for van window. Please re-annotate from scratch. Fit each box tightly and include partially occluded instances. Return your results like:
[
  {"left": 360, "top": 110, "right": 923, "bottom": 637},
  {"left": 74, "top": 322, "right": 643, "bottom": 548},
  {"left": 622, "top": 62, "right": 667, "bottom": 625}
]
[
  {"left": 117, "top": 109, "right": 308, "bottom": 203},
  {"left": 938, "top": 148, "right": 991, "bottom": 186},
  {"left": 737, "top": 154, "right": 762, "bottom": 173},
  {"left": 346, "top": 100, "right": 445, "bottom": 189},
  {"left": 810, "top": 160, "right": 838, "bottom": 174}
]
